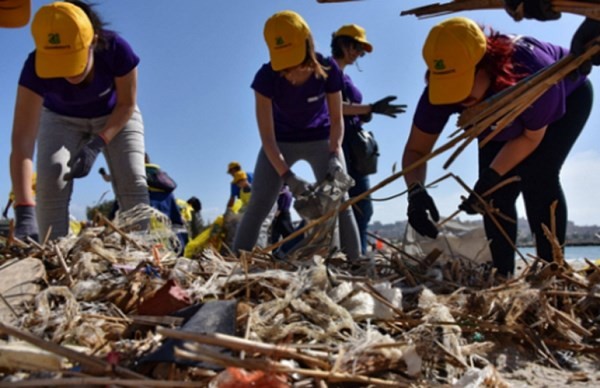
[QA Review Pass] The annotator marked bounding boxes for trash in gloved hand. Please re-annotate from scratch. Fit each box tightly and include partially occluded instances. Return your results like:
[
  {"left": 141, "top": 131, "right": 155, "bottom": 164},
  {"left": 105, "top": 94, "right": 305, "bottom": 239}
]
[{"left": 294, "top": 169, "right": 354, "bottom": 220}]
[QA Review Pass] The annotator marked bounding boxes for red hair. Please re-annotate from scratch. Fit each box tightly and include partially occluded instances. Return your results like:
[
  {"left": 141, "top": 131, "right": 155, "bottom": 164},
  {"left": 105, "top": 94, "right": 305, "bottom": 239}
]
[{"left": 477, "top": 29, "right": 526, "bottom": 92}]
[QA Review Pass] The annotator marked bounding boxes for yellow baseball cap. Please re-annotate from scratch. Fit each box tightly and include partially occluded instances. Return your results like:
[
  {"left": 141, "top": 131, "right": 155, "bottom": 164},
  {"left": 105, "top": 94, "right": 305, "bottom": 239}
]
[
  {"left": 264, "top": 10, "right": 311, "bottom": 71},
  {"left": 422, "top": 17, "right": 486, "bottom": 105},
  {"left": 0, "top": 0, "right": 30, "bottom": 27},
  {"left": 232, "top": 170, "right": 248, "bottom": 184},
  {"left": 227, "top": 161, "right": 241, "bottom": 173},
  {"left": 31, "top": 1, "right": 94, "bottom": 78},
  {"left": 334, "top": 24, "right": 373, "bottom": 53}
]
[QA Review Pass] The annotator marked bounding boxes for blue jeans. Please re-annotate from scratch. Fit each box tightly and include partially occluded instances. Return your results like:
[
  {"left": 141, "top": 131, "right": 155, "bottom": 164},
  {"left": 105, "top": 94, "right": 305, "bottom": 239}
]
[
  {"left": 348, "top": 174, "right": 373, "bottom": 254},
  {"left": 36, "top": 107, "right": 148, "bottom": 239}
]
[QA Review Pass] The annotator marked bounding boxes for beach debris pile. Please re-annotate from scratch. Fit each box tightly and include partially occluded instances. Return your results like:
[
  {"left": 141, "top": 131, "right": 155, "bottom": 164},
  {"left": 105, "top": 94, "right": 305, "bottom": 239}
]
[{"left": 0, "top": 205, "right": 598, "bottom": 386}]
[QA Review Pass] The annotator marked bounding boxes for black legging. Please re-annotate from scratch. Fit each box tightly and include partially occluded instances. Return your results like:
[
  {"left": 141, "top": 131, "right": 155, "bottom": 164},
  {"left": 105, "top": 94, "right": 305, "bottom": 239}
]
[{"left": 478, "top": 80, "right": 593, "bottom": 276}]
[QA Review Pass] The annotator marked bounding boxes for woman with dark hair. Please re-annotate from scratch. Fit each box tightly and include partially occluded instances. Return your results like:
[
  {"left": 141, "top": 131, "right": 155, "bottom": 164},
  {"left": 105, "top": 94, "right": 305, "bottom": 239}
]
[
  {"left": 10, "top": 0, "right": 148, "bottom": 240},
  {"left": 233, "top": 10, "right": 361, "bottom": 260},
  {"left": 403, "top": 17, "right": 593, "bottom": 276},
  {"left": 330, "top": 24, "right": 405, "bottom": 254}
]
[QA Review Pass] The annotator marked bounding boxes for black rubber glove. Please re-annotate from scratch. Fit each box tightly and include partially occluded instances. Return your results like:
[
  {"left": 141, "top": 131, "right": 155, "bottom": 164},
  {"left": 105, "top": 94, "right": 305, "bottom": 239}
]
[
  {"left": 571, "top": 18, "right": 600, "bottom": 77},
  {"left": 459, "top": 168, "right": 502, "bottom": 215},
  {"left": 14, "top": 205, "right": 39, "bottom": 242},
  {"left": 370, "top": 96, "right": 407, "bottom": 118},
  {"left": 504, "top": 0, "right": 560, "bottom": 21},
  {"left": 283, "top": 171, "right": 312, "bottom": 198},
  {"left": 65, "top": 135, "right": 106, "bottom": 180},
  {"left": 407, "top": 183, "right": 440, "bottom": 239}
]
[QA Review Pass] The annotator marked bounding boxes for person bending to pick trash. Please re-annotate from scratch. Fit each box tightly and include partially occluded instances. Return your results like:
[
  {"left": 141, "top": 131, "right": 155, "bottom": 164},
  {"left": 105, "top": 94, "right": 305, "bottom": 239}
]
[
  {"left": 233, "top": 10, "right": 360, "bottom": 260},
  {"left": 402, "top": 17, "right": 592, "bottom": 276},
  {"left": 9, "top": 1, "right": 148, "bottom": 240},
  {"left": 330, "top": 23, "right": 406, "bottom": 254}
]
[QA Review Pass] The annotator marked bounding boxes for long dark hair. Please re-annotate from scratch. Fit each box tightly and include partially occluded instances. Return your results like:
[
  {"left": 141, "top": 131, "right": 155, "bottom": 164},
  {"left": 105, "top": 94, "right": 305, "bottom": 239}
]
[
  {"left": 330, "top": 35, "right": 356, "bottom": 59},
  {"left": 66, "top": 0, "right": 109, "bottom": 50}
]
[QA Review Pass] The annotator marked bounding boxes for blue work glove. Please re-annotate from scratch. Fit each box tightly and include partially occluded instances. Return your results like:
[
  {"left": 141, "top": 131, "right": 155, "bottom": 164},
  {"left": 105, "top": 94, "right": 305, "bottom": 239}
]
[
  {"left": 504, "top": 0, "right": 560, "bottom": 21},
  {"left": 571, "top": 18, "right": 600, "bottom": 77},
  {"left": 283, "top": 171, "right": 312, "bottom": 198},
  {"left": 14, "top": 205, "right": 39, "bottom": 242},
  {"left": 458, "top": 168, "right": 502, "bottom": 215},
  {"left": 407, "top": 183, "right": 439, "bottom": 239},
  {"left": 326, "top": 152, "right": 344, "bottom": 180},
  {"left": 65, "top": 135, "right": 106, "bottom": 180},
  {"left": 370, "top": 96, "right": 407, "bottom": 118}
]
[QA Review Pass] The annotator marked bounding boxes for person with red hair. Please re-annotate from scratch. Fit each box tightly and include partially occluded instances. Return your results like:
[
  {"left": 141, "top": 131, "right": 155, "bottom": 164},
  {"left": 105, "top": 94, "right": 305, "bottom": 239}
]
[{"left": 402, "top": 17, "right": 593, "bottom": 276}]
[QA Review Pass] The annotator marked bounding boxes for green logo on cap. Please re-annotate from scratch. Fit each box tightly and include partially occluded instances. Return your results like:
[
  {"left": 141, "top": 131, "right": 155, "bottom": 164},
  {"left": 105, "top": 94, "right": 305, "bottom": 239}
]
[
  {"left": 434, "top": 59, "right": 445, "bottom": 70},
  {"left": 275, "top": 36, "right": 285, "bottom": 47},
  {"left": 48, "top": 33, "right": 60, "bottom": 45}
]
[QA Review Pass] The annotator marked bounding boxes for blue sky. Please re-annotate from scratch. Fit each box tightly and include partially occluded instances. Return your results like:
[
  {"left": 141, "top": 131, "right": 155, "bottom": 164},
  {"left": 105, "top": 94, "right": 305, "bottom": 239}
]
[{"left": 1, "top": 0, "right": 598, "bottom": 227}]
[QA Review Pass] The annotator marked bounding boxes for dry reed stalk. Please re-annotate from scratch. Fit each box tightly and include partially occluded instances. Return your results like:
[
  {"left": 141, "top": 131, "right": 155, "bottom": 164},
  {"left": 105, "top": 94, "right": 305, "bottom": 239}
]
[
  {"left": 442, "top": 39, "right": 599, "bottom": 170},
  {"left": 544, "top": 338, "right": 600, "bottom": 353},
  {"left": 547, "top": 305, "right": 593, "bottom": 337},
  {"left": 401, "top": 0, "right": 600, "bottom": 21},
  {"left": 263, "top": 123, "right": 475, "bottom": 254},
  {"left": 0, "top": 322, "right": 148, "bottom": 380},
  {"left": 359, "top": 283, "right": 406, "bottom": 317},
  {"left": 392, "top": 254, "right": 418, "bottom": 287},
  {"left": 96, "top": 212, "right": 144, "bottom": 250},
  {"left": 54, "top": 245, "right": 73, "bottom": 285},
  {"left": 156, "top": 327, "right": 331, "bottom": 370},
  {"left": 450, "top": 174, "right": 528, "bottom": 266},
  {"left": 174, "top": 346, "right": 406, "bottom": 387},
  {"left": 0, "top": 292, "right": 18, "bottom": 319},
  {"left": 0, "top": 378, "right": 202, "bottom": 387}
]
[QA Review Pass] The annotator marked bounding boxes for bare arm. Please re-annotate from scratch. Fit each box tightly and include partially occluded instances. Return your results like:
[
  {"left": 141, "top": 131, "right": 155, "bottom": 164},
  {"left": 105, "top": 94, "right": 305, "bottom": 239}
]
[
  {"left": 327, "top": 91, "right": 344, "bottom": 155},
  {"left": 490, "top": 127, "right": 546, "bottom": 175},
  {"left": 98, "top": 68, "right": 137, "bottom": 142},
  {"left": 255, "top": 91, "right": 289, "bottom": 176},
  {"left": 402, "top": 124, "right": 440, "bottom": 188},
  {"left": 343, "top": 102, "right": 371, "bottom": 116},
  {"left": 10, "top": 86, "right": 42, "bottom": 205}
]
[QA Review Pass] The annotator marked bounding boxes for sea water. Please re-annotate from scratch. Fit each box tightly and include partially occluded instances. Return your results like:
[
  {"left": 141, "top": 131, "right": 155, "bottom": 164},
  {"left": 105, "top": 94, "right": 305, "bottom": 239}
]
[{"left": 517, "top": 245, "right": 600, "bottom": 265}]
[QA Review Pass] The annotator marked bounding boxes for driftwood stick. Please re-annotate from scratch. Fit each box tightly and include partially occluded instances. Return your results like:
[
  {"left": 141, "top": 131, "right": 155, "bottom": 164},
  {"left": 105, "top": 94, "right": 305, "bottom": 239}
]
[{"left": 157, "top": 327, "right": 331, "bottom": 370}]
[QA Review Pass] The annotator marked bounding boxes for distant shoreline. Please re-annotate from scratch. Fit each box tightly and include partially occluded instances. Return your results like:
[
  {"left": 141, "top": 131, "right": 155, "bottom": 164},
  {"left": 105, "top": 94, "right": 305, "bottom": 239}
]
[{"left": 517, "top": 242, "right": 600, "bottom": 248}]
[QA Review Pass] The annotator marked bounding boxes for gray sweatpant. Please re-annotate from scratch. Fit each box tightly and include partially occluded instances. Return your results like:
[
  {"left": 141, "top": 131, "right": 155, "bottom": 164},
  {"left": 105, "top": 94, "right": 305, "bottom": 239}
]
[
  {"left": 233, "top": 140, "right": 361, "bottom": 260},
  {"left": 36, "top": 107, "right": 149, "bottom": 239}
]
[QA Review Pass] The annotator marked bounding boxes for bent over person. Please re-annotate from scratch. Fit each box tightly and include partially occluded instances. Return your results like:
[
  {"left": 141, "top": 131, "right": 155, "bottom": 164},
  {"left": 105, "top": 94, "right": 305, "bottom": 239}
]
[
  {"left": 10, "top": 1, "right": 148, "bottom": 240},
  {"left": 233, "top": 10, "right": 360, "bottom": 260},
  {"left": 402, "top": 17, "right": 593, "bottom": 276}
]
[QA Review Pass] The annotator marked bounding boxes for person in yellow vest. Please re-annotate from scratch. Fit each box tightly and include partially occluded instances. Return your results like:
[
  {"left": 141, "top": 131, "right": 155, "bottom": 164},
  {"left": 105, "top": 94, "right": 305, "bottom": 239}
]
[{"left": 232, "top": 170, "right": 252, "bottom": 212}]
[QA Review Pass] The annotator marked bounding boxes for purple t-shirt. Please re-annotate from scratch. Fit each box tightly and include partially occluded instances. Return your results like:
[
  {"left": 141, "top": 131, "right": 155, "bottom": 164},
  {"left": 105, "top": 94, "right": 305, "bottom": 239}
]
[
  {"left": 277, "top": 186, "right": 293, "bottom": 212},
  {"left": 19, "top": 30, "right": 139, "bottom": 118},
  {"left": 251, "top": 54, "right": 343, "bottom": 142},
  {"left": 342, "top": 72, "right": 363, "bottom": 129},
  {"left": 413, "top": 36, "right": 586, "bottom": 142}
]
